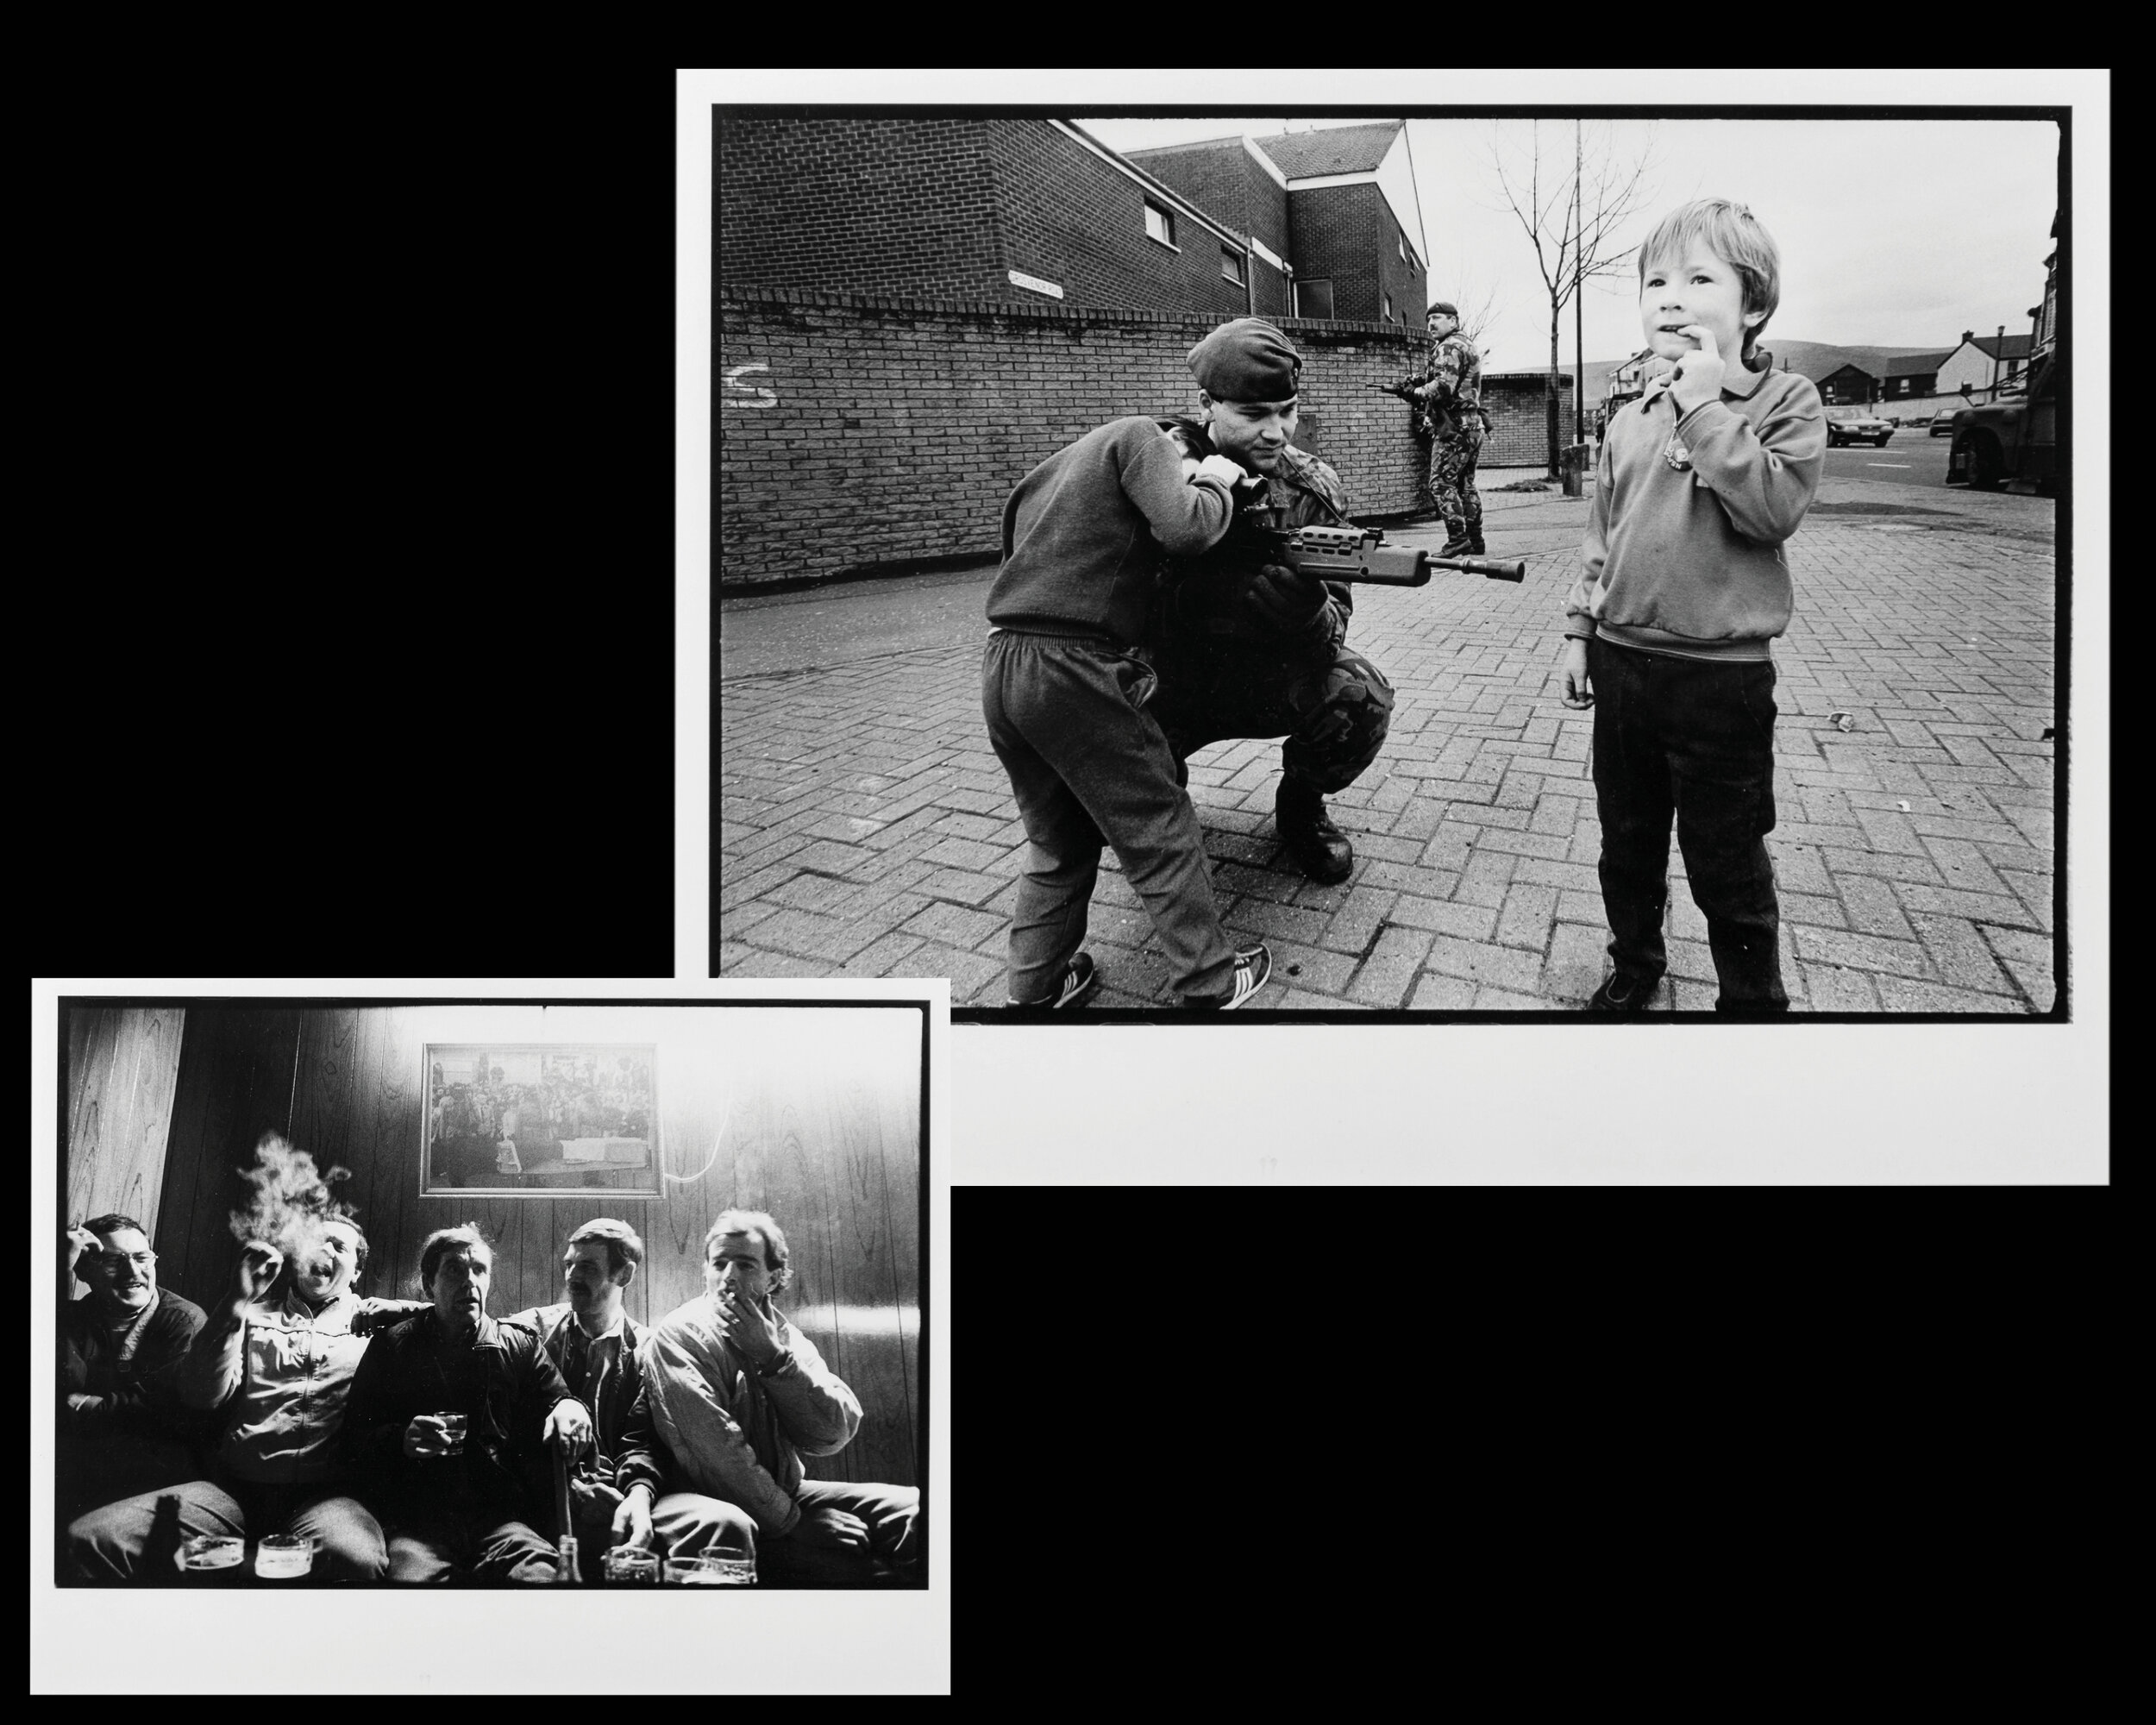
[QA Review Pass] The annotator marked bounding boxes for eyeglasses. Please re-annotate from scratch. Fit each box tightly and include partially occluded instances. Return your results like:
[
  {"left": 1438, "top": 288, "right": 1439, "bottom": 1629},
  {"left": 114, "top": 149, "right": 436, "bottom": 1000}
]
[{"left": 98, "top": 1252, "right": 156, "bottom": 1270}]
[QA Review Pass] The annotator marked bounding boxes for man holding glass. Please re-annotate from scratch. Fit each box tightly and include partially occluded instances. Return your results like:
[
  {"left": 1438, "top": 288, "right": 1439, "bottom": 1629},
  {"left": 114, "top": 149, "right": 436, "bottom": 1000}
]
[
  {"left": 499, "top": 1217, "right": 740, "bottom": 1580},
  {"left": 642, "top": 1209, "right": 921, "bottom": 1588},
  {"left": 341, "top": 1224, "right": 592, "bottom": 1584}
]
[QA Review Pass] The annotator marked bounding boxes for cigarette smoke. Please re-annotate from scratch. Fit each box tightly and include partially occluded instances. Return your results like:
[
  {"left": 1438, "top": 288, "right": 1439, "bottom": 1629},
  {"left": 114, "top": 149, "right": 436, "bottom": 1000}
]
[{"left": 228, "top": 1132, "right": 358, "bottom": 1275}]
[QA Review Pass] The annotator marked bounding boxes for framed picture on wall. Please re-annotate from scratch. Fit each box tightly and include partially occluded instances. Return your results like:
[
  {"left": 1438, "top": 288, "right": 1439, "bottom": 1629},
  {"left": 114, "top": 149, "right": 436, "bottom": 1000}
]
[{"left": 421, "top": 1043, "right": 662, "bottom": 1196}]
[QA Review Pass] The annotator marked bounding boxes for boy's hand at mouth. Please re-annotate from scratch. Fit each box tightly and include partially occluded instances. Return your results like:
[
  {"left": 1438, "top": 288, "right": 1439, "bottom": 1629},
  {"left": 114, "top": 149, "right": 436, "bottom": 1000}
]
[{"left": 1666, "top": 325, "right": 1727, "bottom": 414}]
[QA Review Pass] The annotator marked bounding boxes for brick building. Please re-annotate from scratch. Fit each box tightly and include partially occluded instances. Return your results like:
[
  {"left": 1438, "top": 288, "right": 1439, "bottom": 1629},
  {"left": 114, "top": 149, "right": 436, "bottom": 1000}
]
[
  {"left": 721, "top": 116, "right": 1277, "bottom": 317},
  {"left": 1127, "top": 121, "right": 1428, "bottom": 326}
]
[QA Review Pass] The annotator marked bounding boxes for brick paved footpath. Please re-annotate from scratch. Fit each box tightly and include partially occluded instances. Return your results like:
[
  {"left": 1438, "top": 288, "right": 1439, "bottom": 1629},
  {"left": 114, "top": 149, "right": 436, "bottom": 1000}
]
[{"left": 720, "top": 486, "right": 2058, "bottom": 1012}]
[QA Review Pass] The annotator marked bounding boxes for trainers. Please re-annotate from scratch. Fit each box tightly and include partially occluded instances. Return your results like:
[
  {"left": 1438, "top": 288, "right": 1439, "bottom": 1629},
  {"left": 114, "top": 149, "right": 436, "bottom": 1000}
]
[
  {"left": 1008, "top": 952, "right": 1101, "bottom": 1009},
  {"left": 1186, "top": 944, "right": 1273, "bottom": 1010},
  {"left": 1587, "top": 970, "right": 1660, "bottom": 1012}
]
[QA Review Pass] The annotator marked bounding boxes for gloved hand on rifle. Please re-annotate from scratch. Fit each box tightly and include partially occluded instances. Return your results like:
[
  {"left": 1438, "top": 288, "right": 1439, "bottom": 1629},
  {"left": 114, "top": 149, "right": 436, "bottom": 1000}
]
[{"left": 1239, "top": 562, "right": 1338, "bottom": 642}]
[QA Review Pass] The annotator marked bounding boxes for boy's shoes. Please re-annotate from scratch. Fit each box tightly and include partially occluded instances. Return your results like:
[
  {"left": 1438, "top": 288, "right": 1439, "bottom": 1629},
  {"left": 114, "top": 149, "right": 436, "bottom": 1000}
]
[
  {"left": 1007, "top": 951, "right": 1101, "bottom": 1009},
  {"left": 1186, "top": 944, "right": 1273, "bottom": 1010},
  {"left": 1275, "top": 778, "right": 1353, "bottom": 883},
  {"left": 1587, "top": 969, "right": 1661, "bottom": 1013}
]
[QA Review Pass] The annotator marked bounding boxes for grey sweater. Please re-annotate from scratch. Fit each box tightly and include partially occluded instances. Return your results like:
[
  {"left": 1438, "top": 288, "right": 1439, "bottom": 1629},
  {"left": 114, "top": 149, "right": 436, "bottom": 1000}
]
[
  {"left": 1564, "top": 357, "right": 1826, "bottom": 661},
  {"left": 986, "top": 416, "right": 1238, "bottom": 649}
]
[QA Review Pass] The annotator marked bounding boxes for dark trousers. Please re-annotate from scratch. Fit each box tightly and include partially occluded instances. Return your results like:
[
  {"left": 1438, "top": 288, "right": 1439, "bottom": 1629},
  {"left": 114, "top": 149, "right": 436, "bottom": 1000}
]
[
  {"left": 759, "top": 1480, "right": 924, "bottom": 1590},
  {"left": 1152, "top": 640, "right": 1395, "bottom": 794},
  {"left": 983, "top": 630, "right": 1236, "bottom": 1002},
  {"left": 67, "top": 1474, "right": 389, "bottom": 1584},
  {"left": 1588, "top": 637, "right": 1788, "bottom": 1008},
  {"left": 385, "top": 1504, "right": 561, "bottom": 1584}
]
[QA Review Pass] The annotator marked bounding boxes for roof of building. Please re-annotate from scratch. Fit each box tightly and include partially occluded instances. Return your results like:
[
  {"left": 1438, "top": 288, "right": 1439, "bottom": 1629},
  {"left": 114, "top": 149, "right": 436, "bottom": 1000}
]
[
  {"left": 1253, "top": 122, "right": 1402, "bottom": 179},
  {"left": 1966, "top": 332, "right": 2034, "bottom": 361},
  {"left": 1883, "top": 350, "right": 1957, "bottom": 377}
]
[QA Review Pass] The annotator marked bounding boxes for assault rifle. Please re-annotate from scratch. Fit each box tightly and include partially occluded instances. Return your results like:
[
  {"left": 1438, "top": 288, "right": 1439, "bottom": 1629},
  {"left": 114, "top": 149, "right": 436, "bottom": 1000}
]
[
  {"left": 1370, "top": 380, "right": 1494, "bottom": 439},
  {"left": 1225, "top": 475, "right": 1525, "bottom": 585},
  {"left": 1253, "top": 520, "right": 1524, "bottom": 586}
]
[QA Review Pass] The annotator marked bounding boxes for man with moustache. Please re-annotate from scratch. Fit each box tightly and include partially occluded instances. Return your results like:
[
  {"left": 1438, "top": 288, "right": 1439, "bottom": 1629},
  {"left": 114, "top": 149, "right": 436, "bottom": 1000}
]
[
  {"left": 66, "top": 1211, "right": 392, "bottom": 1582},
  {"left": 342, "top": 1224, "right": 593, "bottom": 1584},
  {"left": 498, "top": 1218, "right": 724, "bottom": 1580},
  {"left": 1147, "top": 318, "right": 1395, "bottom": 885},
  {"left": 1388, "top": 300, "right": 1489, "bottom": 558},
  {"left": 642, "top": 1209, "right": 922, "bottom": 1587},
  {"left": 59, "top": 1216, "right": 208, "bottom": 1517}
]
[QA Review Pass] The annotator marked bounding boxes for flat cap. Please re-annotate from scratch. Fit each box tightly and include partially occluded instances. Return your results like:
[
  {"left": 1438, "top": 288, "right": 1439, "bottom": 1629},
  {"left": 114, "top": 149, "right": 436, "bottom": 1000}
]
[{"left": 1188, "top": 317, "right": 1300, "bottom": 402}]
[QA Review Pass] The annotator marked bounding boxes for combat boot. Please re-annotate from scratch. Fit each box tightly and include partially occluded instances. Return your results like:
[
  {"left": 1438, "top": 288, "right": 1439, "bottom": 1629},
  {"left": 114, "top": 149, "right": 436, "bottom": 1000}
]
[
  {"left": 1438, "top": 532, "right": 1476, "bottom": 559},
  {"left": 1466, "top": 531, "right": 1487, "bottom": 556},
  {"left": 1275, "top": 777, "right": 1353, "bottom": 884}
]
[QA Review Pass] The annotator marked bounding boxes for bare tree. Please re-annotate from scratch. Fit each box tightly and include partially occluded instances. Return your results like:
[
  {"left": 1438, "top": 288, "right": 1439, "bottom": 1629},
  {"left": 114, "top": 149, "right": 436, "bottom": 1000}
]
[{"left": 1483, "top": 119, "right": 1660, "bottom": 475}]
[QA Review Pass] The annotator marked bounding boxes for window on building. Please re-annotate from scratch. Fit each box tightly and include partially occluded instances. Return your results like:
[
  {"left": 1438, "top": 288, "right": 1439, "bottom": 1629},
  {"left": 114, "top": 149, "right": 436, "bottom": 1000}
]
[
  {"left": 1399, "top": 234, "right": 1409, "bottom": 266},
  {"left": 1297, "top": 278, "right": 1334, "bottom": 320},
  {"left": 1384, "top": 293, "right": 1395, "bottom": 323},
  {"left": 1221, "top": 246, "right": 1244, "bottom": 285},
  {"left": 1144, "top": 201, "right": 1175, "bottom": 248}
]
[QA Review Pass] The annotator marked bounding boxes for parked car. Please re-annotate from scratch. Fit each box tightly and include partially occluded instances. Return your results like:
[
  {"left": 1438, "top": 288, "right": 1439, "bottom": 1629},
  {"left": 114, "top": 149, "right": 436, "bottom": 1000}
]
[
  {"left": 1824, "top": 406, "right": 1895, "bottom": 448},
  {"left": 1946, "top": 356, "right": 2056, "bottom": 493},
  {"left": 1928, "top": 407, "right": 1960, "bottom": 436}
]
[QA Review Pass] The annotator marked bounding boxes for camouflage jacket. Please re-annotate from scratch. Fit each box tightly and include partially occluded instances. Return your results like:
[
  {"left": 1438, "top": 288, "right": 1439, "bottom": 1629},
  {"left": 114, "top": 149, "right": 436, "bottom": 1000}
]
[
  {"left": 1150, "top": 418, "right": 1355, "bottom": 652},
  {"left": 1388, "top": 333, "right": 1488, "bottom": 441}
]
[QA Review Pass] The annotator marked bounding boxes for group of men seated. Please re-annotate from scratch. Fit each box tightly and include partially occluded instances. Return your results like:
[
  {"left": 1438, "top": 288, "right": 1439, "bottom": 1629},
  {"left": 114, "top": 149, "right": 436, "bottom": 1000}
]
[{"left": 58, "top": 1206, "right": 921, "bottom": 1586}]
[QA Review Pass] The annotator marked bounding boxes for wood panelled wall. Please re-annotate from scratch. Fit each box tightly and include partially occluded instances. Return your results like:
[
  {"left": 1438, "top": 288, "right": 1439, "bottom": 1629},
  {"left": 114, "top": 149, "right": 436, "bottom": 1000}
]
[
  {"left": 135, "top": 1005, "right": 923, "bottom": 1489},
  {"left": 65, "top": 1007, "right": 189, "bottom": 1246}
]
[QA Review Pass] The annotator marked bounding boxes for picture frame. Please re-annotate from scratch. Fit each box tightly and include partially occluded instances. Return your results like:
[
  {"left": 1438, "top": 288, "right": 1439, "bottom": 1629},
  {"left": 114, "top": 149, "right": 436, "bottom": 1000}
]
[{"left": 421, "top": 1042, "right": 661, "bottom": 1197}]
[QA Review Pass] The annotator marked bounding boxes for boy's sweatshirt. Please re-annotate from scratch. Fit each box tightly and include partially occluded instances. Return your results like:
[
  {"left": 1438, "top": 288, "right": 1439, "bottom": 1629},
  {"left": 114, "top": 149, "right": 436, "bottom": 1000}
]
[
  {"left": 1564, "top": 355, "right": 1827, "bottom": 661},
  {"left": 987, "top": 416, "right": 1237, "bottom": 650}
]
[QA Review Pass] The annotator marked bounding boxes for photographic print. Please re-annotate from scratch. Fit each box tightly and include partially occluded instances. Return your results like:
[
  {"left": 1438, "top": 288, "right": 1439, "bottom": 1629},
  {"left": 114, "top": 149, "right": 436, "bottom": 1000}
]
[
  {"left": 53, "top": 998, "right": 927, "bottom": 1599},
  {"left": 423, "top": 1042, "right": 661, "bottom": 1195},
  {"left": 716, "top": 104, "right": 2068, "bottom": 1020}
]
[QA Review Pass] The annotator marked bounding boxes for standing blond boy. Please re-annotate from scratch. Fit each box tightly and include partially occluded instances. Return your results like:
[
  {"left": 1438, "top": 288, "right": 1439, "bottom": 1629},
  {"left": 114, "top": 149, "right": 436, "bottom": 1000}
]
[{"left": 1557, "top": 199, "right": 1827, "bottom": 1012}]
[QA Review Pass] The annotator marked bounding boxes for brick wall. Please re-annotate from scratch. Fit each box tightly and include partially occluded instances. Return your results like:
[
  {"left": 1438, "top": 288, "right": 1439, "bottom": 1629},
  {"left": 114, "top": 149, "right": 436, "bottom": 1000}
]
[
  {"left": 986, "top": 122, "right": 1252, "bottom": 315},
  {"left": 718, "top": 116, "right": 1267, "bottom": 317},
  {"left": 1287, "top": 182, "right": 1427, "bottom": 328},
  {"left": 718, "top": 116, "right": 1005, "bottom": 301},
  {"left": 1128, "top": 140, "right": 1293, "bottom": 319},
  {"left": 719, "top": 288, "right": 1429, "bottom": 586},
  {"left": 1480, "top": 371, "right": 1576, "bottom": 466}
]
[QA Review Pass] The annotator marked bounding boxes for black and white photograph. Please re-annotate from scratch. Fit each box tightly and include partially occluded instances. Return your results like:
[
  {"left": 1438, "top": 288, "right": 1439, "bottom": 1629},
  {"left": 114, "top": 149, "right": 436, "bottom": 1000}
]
[
  {"left": 423, "top": 1041, "right": 662, "bottom": 1195},
  {"left": 716, "top": 99, "right": 2076, "bottom": 1020},
  {"left": 39, "top": 988, "right": 940, "bottom": 1689}
]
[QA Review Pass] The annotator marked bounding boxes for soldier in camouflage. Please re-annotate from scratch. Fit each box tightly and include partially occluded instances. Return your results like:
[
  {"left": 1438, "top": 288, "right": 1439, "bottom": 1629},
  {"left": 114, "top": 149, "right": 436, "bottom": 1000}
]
[
  {"left": 1389, "top": 300, "right": 1489, "bottom": 558},
  {"left": 1146, "top": 320, "right": 1396, "bottom": 887}
]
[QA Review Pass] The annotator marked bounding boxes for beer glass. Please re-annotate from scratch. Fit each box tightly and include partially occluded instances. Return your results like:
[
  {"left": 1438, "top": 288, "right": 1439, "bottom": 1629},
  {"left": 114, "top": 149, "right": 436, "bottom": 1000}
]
[
  {"left": 255, "top": 1534, "right": 315, "bottom": 1579},
  {"left": 177, "top": 1534, "right": 244, "bottom": 1583},
  {"left": 703, "top": 1537, "right": 755, "bottom": 1587},
  {"left": 605, "top": 1546, "right": 659, "bottom": 1586}
]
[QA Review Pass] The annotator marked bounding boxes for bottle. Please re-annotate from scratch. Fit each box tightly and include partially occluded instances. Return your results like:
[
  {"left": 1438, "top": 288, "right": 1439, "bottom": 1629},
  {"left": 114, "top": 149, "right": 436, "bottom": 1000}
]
[{"left": 555, "top": 1535, "right": 580, "bottom": 1583}]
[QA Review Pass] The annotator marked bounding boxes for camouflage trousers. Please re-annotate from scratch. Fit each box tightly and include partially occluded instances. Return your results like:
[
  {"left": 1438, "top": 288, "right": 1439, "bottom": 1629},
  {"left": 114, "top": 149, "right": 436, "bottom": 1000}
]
[
  {"left": 1150, "top": 641, "right": 1395, "bottom": 794},
  {"left": 1430, "top": 431, "right": 1484, "bottom": 542}
]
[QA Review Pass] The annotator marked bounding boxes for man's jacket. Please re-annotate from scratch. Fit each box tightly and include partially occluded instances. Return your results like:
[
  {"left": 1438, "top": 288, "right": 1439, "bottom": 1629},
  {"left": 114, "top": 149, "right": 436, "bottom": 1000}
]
[
  {"left": 61, "top": 1288, "right": 208, "bottom": 1439},
  {"left": 498, "top": 1302, "right": 665, "bottom": 1502},
  {"left": 339, "top": 1307, "right": 576, "bottom": 1524},
  {"left": 641, "top": 1295, "right": 862, "bottom": 1538}
]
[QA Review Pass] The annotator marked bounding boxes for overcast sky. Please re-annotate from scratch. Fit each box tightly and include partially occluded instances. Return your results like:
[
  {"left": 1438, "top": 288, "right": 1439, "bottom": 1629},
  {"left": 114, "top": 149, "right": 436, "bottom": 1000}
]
[{"left": 1081, "top": 116, "right": 2059, "bottom": 375}]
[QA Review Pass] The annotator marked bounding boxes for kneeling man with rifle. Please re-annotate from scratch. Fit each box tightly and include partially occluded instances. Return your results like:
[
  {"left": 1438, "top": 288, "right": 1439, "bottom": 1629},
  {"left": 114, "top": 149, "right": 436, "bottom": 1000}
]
[{"left": 1151, "top": 317, "right": 1520, "bottom": 883}]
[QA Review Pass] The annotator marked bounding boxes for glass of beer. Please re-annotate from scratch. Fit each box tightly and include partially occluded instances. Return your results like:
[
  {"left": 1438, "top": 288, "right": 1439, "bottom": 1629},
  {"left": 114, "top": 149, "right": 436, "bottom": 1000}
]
[
  {"left": 605, "top": 1546, "right": 659, "bottom": 1587},
  {"left": 662, "top": 1555, "right": 725, "bottom": 1586},
  {"left": 255, "top": 1534, "right": 315, "bottom": 1579},
  {"left": 177, "top": 1534, "right": 244, "bottom": 1580},
  {"left": 703, "top": 1537, "right": 755, "bottom": 1587},
  {"left": 434, "top": 1412, "right": 467, "bottom": 1456}
]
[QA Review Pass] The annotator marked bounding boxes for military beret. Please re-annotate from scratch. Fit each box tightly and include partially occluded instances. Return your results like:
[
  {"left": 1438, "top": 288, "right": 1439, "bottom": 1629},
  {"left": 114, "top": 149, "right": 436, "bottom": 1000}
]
[
  {"left": 1426, "top": 300, "right": 1458, "bottom": 319},
  {"left": 1188, "top": 317, "right": 1301, "bottom": 402}
]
